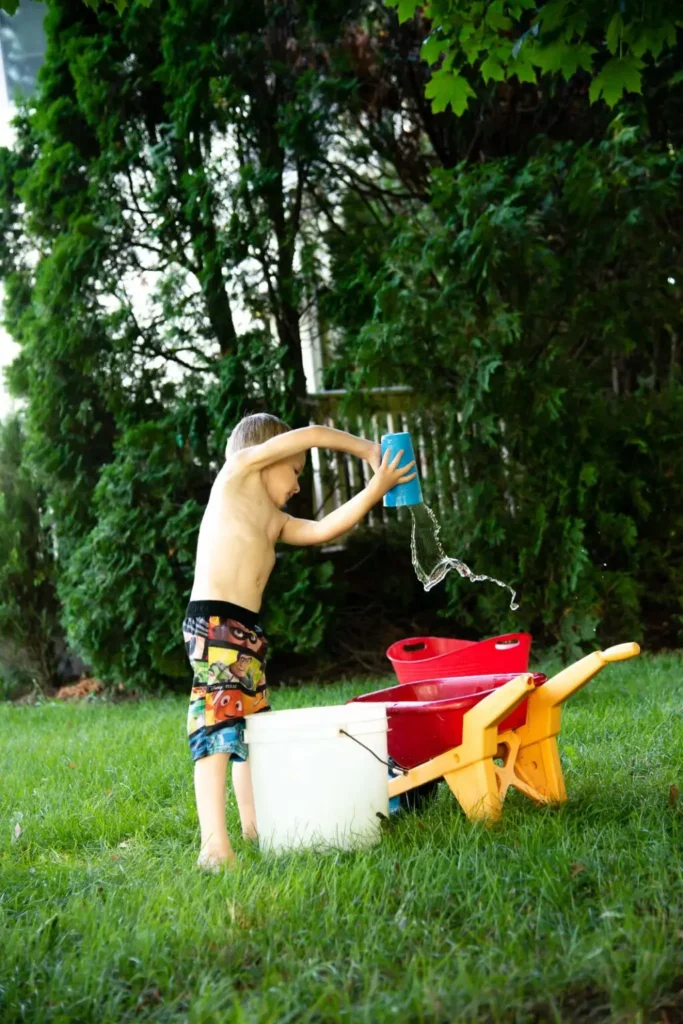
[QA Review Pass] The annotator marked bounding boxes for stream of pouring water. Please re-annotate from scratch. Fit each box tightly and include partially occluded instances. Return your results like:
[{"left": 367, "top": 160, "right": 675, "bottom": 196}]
[{"left": 409, "top": 503, "right": 519, "bottom": 611}]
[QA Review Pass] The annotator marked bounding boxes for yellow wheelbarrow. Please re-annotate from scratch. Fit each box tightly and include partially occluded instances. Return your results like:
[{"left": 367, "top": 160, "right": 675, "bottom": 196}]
[{"left": 353, "top": 644, "right": 640, "bottom": 821}]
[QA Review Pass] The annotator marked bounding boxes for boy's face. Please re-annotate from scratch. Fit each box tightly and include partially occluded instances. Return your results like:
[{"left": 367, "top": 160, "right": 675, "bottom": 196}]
[{"left": 261, "top": 453, "right": 305, "bottom": 510}]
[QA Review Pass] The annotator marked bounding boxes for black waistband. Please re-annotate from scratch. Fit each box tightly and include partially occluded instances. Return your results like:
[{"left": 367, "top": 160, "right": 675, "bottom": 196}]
[{"left": 184, "top": 600, "right": 260, "bottom": 630}]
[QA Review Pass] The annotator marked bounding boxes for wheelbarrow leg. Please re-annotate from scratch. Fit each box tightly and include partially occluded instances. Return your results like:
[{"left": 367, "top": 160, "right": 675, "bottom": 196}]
[
  {"left": 389, "top": 673, "right": 536, "bottom": 822},
  {"left": 496, "top": 642, "right": 640, "bottom": 803},
  {"left": 498, "top": 731, "right": 568, "bottom": 803}
]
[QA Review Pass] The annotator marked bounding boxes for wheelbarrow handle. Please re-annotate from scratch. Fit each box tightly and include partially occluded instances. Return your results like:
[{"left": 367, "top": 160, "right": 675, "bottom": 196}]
[{"left": 601, "top": 642, "right": 640, "bottom": 662}]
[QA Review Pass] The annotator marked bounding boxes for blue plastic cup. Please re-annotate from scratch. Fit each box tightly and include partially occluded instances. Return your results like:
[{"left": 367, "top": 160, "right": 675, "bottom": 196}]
[{"left": 380, "top": 432, "right": 423, "bottom": 508}]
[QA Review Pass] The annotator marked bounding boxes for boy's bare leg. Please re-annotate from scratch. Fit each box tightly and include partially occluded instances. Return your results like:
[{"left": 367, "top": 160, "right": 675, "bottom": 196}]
[
  {"left": 194, "top": 752, "right": 235, "bottom": 868},
  {"left": 232, "top": 760, "right": 258, "bottom": 840}
]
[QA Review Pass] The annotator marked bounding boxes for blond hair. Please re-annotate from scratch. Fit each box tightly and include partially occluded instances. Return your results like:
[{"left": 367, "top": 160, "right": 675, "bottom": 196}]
[{"left": 225, "top": 412, "right": 291, "bottom": 459}]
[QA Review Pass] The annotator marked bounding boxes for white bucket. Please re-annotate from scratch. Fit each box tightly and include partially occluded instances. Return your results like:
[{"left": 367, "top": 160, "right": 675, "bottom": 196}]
[{"left": 244, "top": 703, "right": 389, "bottom": 853}]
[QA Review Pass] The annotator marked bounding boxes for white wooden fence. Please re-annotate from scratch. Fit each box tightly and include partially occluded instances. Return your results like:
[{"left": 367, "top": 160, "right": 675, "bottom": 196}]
[{"left": 303, "top": 387, "right": 462, "bottom": 533}]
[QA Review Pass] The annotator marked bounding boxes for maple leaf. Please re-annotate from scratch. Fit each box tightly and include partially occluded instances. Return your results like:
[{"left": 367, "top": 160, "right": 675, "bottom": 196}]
[
  {"left": 386, "top": 0, "right": 420, "bottom": 23},
  {"left": 486, "top": 2, "right": 513, "bottom": 31},
  {"left": 589, "top": 56, "right": 645, "bottom": 107},
  {"left": 509, "top": 56, "right": 538, "bottom": 84},
  {"left": 531, "top": 41, "right": 596, "bottom": 79},
  {"left": 425, "top": 70, "right": 476, "bottom": 116},
  {"left": 421, "top": 35, "right": 446, "bottom": 65},
  {"left": 481, "top": 55, "right": 506, "bottom": 83}
]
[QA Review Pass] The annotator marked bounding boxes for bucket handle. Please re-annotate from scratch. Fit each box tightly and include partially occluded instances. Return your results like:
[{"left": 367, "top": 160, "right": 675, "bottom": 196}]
[{"left": 339, "top": 728, "right": 410, "bottom": 776}]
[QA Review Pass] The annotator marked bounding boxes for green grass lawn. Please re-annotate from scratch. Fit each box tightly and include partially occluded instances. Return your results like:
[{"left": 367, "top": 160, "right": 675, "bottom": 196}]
[{"left": 1, "top": 654, "right": 682, "bottom": 1023}]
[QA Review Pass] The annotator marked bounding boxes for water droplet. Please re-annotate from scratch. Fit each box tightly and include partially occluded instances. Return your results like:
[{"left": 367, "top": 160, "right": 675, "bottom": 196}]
[{"left": 408, "top": 504, "right": 518, "bottom": 610}]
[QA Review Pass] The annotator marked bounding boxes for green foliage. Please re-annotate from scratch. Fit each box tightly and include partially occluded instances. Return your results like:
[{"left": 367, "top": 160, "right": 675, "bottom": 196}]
[
  {"left": 0, "top": 0, "right": 152, "bottom": 12},
  {"left": 325, "top": 117, "right": 683, "bottom": 654},
  {"left": 386, "top": 0, "right": 683, "bottom": 115},
  {"left": 54, "top": 360, "right": 335, "bottom": 692},
  {"left": 57, "top": 419, "right": 202, "bottom": 691},
  {"left": 260, "top": 549, "right": 336, "bottom": 655},
  {"left": 2, "top": 0, "right": 682, "bottom": 688},
  {"left": 0, "top": 415, "right": 65, "bottom": 697},
  {"left": 425, "top": 69, "right": 476, "bottom": 116},
  {"left": 0, "top": 0, "right": 358, "bottom": 689}
]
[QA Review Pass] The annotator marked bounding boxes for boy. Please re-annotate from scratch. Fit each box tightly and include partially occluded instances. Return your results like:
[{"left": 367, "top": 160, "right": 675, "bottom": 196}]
[{"left": 182, "top": 412, "right": 416, "bottom": 869}]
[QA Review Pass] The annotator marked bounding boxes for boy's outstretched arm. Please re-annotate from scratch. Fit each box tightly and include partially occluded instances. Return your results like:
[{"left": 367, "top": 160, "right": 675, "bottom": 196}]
[
  {"left": 279, "top": 448, "right": 417, "bottom": 546},
  {"left": 234, "top": 424, "right": 375, "bottom": 473}
]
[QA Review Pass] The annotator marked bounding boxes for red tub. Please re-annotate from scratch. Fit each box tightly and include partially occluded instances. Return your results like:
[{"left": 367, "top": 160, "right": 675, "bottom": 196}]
[
  {"left": 349, "top": 672, "right": 546, "bottom": 770},
  {"left": 386, "top": 633, "right": 531, "bottom": 685}
]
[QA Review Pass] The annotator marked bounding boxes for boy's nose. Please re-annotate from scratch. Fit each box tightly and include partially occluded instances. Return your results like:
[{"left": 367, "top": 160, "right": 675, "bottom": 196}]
[{"left": 292, "top": 481, "right": 300, "bottom": 495}]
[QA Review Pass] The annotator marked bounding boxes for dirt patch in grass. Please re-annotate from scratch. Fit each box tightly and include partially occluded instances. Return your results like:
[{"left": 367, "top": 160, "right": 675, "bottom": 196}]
[{"left": 13, "top": 678, "right": 140, "bottom": 704}]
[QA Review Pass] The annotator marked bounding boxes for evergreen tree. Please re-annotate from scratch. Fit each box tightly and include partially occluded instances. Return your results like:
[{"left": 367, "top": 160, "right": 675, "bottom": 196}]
[
  {"left": 0, "top": 0, "right": 364, "bottom": 687},
  {"left": 0, "top": 413, "right": 66, "bottom": 696}
]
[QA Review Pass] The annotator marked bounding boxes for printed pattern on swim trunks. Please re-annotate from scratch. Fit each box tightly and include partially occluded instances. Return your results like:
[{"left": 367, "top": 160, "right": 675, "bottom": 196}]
[{"left": 183, "top": 613, "right": 270, "bottom": 761}]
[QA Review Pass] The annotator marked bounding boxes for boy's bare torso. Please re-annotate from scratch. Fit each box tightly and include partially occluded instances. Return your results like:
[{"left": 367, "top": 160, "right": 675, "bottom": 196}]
[{"left": 189, "top": 463, "right": 285, "bottom": 615}]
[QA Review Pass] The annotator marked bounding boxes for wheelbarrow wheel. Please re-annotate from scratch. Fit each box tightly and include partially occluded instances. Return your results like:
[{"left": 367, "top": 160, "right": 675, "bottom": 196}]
[{"left": 399, "top": 779, "right": 440, "bottom": 813}]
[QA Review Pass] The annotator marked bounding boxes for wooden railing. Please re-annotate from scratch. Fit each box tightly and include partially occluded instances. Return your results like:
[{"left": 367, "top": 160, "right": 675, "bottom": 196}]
[{"left": 303, "top": 388, "right": 461, "bottom": 533}]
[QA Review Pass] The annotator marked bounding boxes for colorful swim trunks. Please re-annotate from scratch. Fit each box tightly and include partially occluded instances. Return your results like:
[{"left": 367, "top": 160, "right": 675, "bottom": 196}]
[{"left": 183, "top": 600, "right": 271, "bottom": 762}]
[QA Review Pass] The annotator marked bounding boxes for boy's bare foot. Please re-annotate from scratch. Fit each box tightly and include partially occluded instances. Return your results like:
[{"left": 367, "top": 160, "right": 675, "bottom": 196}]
[
  {"left": 242, "top": 829, "right": 259, "bottom": 844},
  {"left": 196, "top": 845, "right": 236, "bottom": 872}
]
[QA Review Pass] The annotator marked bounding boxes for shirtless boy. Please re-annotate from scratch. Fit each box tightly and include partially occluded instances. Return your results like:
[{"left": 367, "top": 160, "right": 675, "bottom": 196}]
[{"left": 182, "top": 412, "right": 416, "bottom": 869}]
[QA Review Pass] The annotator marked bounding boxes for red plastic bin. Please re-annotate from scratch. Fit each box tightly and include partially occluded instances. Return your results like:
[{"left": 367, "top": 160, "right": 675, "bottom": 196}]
[
  {"left": 386, "top": 633, "right": 531, "bottom": 685},
  {"left": 349, "top": 672, "right": 546, "bottom": 770}
]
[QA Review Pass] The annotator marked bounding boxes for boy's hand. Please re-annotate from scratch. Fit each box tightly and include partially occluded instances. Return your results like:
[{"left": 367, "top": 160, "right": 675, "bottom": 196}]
[{"left": 368, "top": 448, "right": 417, "bottom": 498}]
